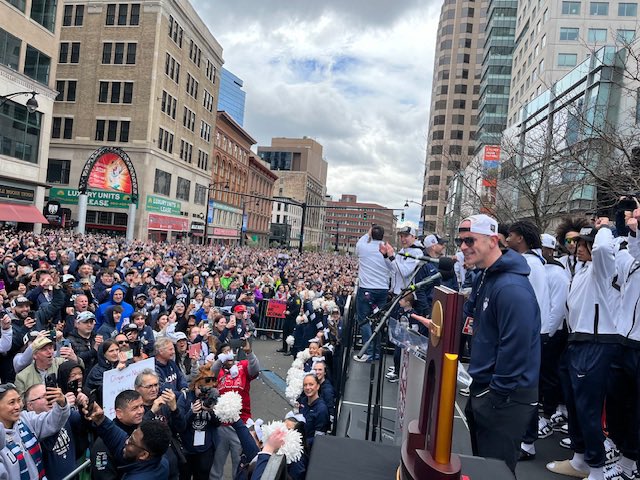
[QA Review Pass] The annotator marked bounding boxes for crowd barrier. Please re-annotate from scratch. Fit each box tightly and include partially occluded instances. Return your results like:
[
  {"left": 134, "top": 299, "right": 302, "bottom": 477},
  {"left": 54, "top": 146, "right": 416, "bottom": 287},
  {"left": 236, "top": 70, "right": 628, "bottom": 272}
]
[
  {"left": 62, "top": 459, "right": 90, "bottom": 480},
  {"left": 254, "top": 298, "right": 285, "bottom": 334}
]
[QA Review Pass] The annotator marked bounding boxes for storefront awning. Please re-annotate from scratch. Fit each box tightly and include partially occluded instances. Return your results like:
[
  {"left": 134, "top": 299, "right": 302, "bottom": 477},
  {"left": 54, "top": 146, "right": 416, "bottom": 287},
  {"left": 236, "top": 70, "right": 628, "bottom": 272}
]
[{"left": 0, "top": 203, "right": 48, "bottom": 224}]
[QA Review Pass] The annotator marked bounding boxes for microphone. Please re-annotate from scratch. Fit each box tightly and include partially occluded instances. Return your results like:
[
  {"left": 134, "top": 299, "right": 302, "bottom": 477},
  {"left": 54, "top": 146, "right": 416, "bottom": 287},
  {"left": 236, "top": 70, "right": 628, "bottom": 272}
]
[
  {"left": 406, "top": 272, "right": 442, "bottom": 292},
  {"left": 398, "top": 252, "right": 456, "bottom": 270}
]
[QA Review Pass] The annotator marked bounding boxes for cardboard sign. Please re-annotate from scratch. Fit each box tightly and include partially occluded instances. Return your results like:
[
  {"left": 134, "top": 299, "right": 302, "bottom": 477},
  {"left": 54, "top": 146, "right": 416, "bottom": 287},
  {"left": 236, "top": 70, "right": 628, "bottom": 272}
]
[
  {"left": 462, "top": 316, "right": 474, "bottom": 335},
  {"left": 102, "top": 357, "right": 155, "bottom": 419},
  {"left": 266, "top": 299, "right": 287, "bottom": 318}
]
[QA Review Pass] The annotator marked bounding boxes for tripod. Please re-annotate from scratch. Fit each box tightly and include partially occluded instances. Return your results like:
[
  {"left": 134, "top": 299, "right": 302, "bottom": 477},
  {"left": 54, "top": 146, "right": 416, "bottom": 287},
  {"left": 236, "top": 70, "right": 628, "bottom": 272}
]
[{"left": 358, "top": 272, "right": 443, "bottom": 441}]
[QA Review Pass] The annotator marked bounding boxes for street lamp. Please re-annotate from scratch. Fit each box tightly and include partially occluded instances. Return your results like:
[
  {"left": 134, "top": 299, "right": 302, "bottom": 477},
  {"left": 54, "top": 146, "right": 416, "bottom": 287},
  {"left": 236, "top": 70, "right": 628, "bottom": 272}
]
[
  {"left": 0, "top": 91, "right": 39, "bottom": 113},
  {"left": 334, "top": 220, "right": 340, "bottom": 252},
  {"left": 204, "top": 181, "right": 229, "bottom": 245}
]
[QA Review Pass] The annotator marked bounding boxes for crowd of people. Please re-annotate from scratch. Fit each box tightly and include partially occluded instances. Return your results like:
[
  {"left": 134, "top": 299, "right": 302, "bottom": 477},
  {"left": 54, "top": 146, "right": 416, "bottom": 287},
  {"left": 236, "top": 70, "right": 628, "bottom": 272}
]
[{"left": 0, "top": 229, "right": 358, "bottom": 480}]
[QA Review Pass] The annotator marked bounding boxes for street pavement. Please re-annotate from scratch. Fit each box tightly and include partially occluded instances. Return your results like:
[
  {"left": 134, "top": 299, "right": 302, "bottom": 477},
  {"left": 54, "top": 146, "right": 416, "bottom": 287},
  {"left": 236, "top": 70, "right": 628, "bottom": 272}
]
[{"left": 251, "top": 338, "right": 574, "bottom": 480}]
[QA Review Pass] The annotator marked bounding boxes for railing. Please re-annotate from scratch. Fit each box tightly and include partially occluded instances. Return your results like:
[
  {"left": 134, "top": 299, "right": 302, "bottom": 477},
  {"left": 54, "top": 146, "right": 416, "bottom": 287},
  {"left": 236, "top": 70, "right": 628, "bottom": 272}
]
[
  {"left": 333, "top": 284, "right": 357, "bottom": 435},
  {"left": 254, "top": 298, "right": 285, "bottom": 334},
  {"left": 62, "top": 459, "right": 91, "bottom": 480}
]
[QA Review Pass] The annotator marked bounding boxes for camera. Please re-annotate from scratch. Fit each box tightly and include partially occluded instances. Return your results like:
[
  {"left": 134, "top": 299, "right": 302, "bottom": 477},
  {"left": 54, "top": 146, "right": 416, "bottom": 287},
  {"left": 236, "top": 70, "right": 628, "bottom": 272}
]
[{"left": 198, "top": 386, "right": 220, "bottom": 409}]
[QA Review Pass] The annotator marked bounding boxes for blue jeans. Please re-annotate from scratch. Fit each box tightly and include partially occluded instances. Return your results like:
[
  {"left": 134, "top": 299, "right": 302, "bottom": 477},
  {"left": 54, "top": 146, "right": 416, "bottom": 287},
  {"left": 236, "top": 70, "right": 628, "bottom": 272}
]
[{"left": 356, "top": 288, "right": 388, "bottom": 359}]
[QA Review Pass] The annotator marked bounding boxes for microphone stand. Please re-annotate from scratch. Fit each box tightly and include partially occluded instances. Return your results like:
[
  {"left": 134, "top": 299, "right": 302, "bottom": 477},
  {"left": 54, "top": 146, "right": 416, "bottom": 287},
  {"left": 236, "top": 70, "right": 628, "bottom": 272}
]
[{"left": 361, "top": 272, "right": 443, "bottom": 442}]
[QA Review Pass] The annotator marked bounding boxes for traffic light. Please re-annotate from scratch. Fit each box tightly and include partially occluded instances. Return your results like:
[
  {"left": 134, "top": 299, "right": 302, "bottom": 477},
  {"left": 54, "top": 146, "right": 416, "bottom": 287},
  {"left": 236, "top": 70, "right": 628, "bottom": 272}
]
[
  {"left": 401, "top": 212, "right": 405, "bottom": 221},
  {"left": 363, "top": 211, "right": 367, "bottom": 220}
]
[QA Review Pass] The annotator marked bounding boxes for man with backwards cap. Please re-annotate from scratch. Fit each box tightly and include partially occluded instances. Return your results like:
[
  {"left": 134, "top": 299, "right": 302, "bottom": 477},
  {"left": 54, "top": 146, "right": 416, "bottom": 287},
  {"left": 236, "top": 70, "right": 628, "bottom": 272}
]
[{"left": 458, "top": 214, "right": 540, "bottom": 474}]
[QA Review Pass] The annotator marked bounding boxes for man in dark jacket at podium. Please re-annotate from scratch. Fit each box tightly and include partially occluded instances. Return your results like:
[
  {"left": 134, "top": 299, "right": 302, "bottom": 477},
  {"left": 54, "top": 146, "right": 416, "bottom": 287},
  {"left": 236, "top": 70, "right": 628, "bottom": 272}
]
[{"left": 458, "top": 214, "right": 541, "bottom": 474}]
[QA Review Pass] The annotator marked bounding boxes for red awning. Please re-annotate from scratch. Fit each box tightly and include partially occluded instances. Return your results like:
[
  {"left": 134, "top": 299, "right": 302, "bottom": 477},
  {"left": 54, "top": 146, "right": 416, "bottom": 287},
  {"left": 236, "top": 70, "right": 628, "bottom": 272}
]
[{"left": 0, "top": 203, "right": 49, "bottom": 224}]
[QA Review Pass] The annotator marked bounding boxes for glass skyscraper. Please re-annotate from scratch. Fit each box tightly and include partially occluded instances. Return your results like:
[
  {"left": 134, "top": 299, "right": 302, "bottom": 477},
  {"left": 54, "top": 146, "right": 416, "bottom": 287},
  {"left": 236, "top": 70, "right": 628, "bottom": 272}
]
[{"left": 217, "top": 68, "right": 246, "bottom": 126}]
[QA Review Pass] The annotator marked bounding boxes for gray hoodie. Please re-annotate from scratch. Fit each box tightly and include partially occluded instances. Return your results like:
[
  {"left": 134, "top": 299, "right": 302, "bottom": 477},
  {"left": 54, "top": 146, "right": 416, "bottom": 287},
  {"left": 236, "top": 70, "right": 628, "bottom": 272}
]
[{"left": 0, "top": 400, "right": 70, "bottom": 479}]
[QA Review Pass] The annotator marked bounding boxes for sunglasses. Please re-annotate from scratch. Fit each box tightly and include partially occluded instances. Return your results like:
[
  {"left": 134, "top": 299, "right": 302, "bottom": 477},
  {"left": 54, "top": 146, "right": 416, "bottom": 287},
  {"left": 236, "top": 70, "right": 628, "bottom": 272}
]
[
  {"left": 454, "top": 237, "right": 477, "bottom": 247},
  {"left": 117, "top": 341, "right": 128, "bottom": 345},
  {"left": 565, "top": 238, "right": 578, "bottom": 244}
]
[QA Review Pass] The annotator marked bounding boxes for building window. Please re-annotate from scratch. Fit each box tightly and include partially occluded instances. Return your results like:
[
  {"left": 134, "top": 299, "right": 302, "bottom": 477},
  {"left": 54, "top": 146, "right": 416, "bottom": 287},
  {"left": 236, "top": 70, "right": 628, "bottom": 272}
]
[
  {"left": 55, "top": 80, "right": 77, "bottom": 102},
  {"left": 176, "top": 177, "right": 190, "bottom": 201},
  {"left": 30, "top": 0, "right": 57, "bottom": 32},
  {"left": 98, "top": 81, "right": 133, "bottom": 104},
  {"left": 588, "top": 28, "right": 607, "bottom": 42},
  {"left": 186, "top": 73, "right": 198, "bottom": 99},
  {"left": 51, "top": 117, "right": 73, "bottom": 140},
  {"left": 457, "top": 53, "right": 470, "bottom": 64},
  {"left": 449, "top": 145, "right": 462, "bottom": 155},
  {"left": 182, "top": 107, "right": 195, "bottom": 131},
  {"left": 59, "top": 42, "right": 81, "bottom": 63},
  {"left": 161, "top": 91, "right": 177, "bottom": 119},
  {"left": 450, "top": 130, "right": 464, "bottom": 140},
  {"left": 432, "top": 130, "right": 444, "bottom": 140},
  {"left": 200, "top": 121, "right": 211, "bottom": 142},
  {"left": 431, "top": 145, "right": 443, "bottom": 155},
  {"left": 558, "top": 53, "right": 578, "bottom": 66},
  {"left": 590, "top": 2, "right": 609, "bottom": 15},
  {"left": 452, "top": 114, "right": 465, "bottom": 124},
  {"left": 0, "top": 100, "right": 41, "bottom": 163},
  {"left": 562, "top": 1, "right": 581, "bottom": 13},
  {"left": 5, "top": 0, "right": 26, "bottom": 12},
  {"left": 46, "top": 159, "right": 71, "bottom": 183},
  {"left": 179, "top": 139, "right": 193, "bottom": 163},
  {"left": 559, "top": 27, "right": 579, "bottom": 41},
  {"left": 24, "top": 45, "right": 50, "bottom": 84},
  {"left": 439, "top": 85, "right": 449, "bottom": 95},
  {"left": 189, "top": 40, "right": 201, "bottom": 66},
  {"left": 434, "top": 100, "right": 447, "bottom": 110},
  {"left": 453, "top": 99, "right": 466, "bottom": 109},
  {"left": 95, "top": 119, "right": 130, "bottom": 142},
  {"left": 428, "top": 176, "right": 440, "bottom": 185},
  {"left": 195, "top": 184, "right": 207, "bottom": 205},
  {"left": 203, "top": 89, "right": 214, "bottom": 112},
  {"left": 106, "top": 3, "right": 140, "bottom": 26},
  {"left": 197, "top": 149, "right": 208, "bottom": 170},
  {"left": 617, "top": 29, "right": 636, "bottom": 43},
  {"left": 454, "top": 84, "right": 468, "bottom": 94},
  {"left": 164, "top": 53, "right": 180, "bottom": 83},
  {"left": 433, "top": 115, "right": 446, "bottom": 125},
  {"left": 619, "top": 2, "right": 638, "bottom": 15},
  {"left": 168, "top": 15, "right": 183, "bottom": 47},
  {"left": 158, "top": 127, "right": 174, "bottom": 153},
  {"left": 205, "top": 60, "right": 217, "bottom": 84},
  {"left": 102, "top": 42, "right": 136, "bottom": 65},
  {"left": 459, "top": 23, "right": 473, "bottom": 33},
  {"left": 154, "top": 169, "right": 171, "bottom": 196},
  {"left": 0, "top": 28, "right": 21, "bottom": 70}
]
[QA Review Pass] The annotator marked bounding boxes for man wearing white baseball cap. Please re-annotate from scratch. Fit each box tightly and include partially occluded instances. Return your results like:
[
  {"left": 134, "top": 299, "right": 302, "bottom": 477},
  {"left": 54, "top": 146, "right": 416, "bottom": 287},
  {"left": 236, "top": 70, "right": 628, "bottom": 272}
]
[{"left": 458, "top": 214, "right": 540, "bottom": 473}]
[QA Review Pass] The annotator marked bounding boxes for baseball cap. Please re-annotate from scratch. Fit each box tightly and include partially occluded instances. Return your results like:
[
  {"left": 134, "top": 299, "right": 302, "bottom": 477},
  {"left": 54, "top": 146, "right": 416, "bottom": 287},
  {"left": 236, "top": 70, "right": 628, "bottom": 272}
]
[
  {"left": 233, "top": 304, "right": 247, "bottom": 313},
  {"left": 459, "top": 214, "right": 499, "bottom": 237},
  {"left": 76, "top": 311, "right": 96, "bottom": 323},
  {"left": 135, "top": 293, "right": 148, "bottom": 300},
  {"left": 122, "top": 323, "right": 138, "bottom": 333},
  {"left": 398, "top": 226, "right": 417, "bottom": 237},
  {"left": 11, "top": 296, "right": 30, "bottom": 308},
  {"left": 172, "top": 331, "right": 188, "bottom": 343},
  {"left": 541, "top": 234, "right": 557, "bottom": 249},
  {"left": 578, "top": 226, "right": 597, "bottom": 243},
  {"left": 423, "top": 234, "right": 447, "bottom": 249},
  {"left": 32, "top": 336, "right": 54, "bottom": 352},
  {"left": 62, "top": 274, "right": 75, "bottom": 283}
]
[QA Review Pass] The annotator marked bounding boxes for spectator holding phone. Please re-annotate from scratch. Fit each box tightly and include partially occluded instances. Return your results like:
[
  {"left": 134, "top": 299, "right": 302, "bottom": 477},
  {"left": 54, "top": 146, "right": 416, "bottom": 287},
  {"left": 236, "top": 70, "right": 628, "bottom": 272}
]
[
  {"left": 15, "top": 335, "right": 81, "bottom": 395},
  {"left": 0, "top": 382, "right": 69, "bottom": 479},
  {"left": 66, "top": 310, "right": 101, "bottom": 373}
]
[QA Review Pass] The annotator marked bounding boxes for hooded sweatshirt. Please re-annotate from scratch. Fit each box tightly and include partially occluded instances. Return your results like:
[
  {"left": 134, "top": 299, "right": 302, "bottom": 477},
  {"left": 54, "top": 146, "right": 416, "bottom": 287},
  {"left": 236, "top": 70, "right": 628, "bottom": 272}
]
[
  {"left": 0, "top": 400, "right": 70, "bottom": 480},
  {"left": 96, "top": 285, "right": 134, "bottom": 332},
  {"left": 85, "top": 343, "right": 120, "bottom": 401},
  {"left": 467, "top": 249, "right": 541, "bottom": 395},
  {"left": 616, "top": 233, "right": 640, "bottom": 345}
]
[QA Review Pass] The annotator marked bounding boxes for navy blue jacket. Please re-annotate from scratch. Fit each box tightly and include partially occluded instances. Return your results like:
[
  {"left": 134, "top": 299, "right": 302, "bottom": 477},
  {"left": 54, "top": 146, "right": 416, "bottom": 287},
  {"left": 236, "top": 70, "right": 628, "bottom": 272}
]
[
  {"left": 467, "top": 249, "right": 541, "bottom": 395},
  {"left": 155, "top": 358, "right": 189, "bottom": 392},
  {"left": 95, "top": 418, "right": 169, "bottom": 479},
  {"left": 299, "top": 396, "right": 330, "bottom": 448}
]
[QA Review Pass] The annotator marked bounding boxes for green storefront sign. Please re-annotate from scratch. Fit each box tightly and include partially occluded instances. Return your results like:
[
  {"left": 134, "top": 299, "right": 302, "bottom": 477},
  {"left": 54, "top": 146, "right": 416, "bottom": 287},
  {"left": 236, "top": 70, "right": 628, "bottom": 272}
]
[
  {"left": 145, "top": 195, "right": 181, "bottom": 215},
  {"left": 48, "top": 188, "right": 133, "bottom": 209}
]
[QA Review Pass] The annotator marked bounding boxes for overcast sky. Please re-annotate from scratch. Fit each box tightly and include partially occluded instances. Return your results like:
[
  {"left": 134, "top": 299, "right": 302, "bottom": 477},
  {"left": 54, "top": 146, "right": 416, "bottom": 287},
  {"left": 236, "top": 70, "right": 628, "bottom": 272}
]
[{"left": 192, "top": 1, "right": 441, "bottom": 225}]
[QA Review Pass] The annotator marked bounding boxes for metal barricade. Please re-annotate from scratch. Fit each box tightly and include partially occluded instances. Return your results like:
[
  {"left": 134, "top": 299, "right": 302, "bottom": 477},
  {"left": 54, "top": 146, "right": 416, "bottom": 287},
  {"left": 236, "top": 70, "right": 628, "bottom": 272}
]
[
  {"left": 62, "top": 459, "right": 91, "bottom": 480},
  {"left": 254, "top": 298, "right": 284, "bottom": 334}
]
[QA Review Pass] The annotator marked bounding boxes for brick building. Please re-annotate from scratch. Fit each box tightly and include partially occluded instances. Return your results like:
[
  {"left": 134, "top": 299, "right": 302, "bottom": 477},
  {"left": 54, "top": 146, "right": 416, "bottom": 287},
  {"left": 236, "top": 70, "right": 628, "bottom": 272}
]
[{"left": 246, "top": 154, "right": 277, "bottom": 246}]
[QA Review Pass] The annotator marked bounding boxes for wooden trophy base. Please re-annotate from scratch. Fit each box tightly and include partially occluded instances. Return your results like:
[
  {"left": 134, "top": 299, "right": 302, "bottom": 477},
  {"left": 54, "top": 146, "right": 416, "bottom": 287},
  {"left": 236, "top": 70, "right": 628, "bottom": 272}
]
[{"left": 400, "top": 419, "right": 461, "bottom": 480}]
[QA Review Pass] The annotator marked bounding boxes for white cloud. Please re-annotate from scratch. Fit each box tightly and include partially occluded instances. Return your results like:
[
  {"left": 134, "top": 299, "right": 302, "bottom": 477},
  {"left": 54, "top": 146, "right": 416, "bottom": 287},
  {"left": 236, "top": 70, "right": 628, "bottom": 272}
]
[{"left": 192, "top": 1, "right": 441, "bottom": 224}]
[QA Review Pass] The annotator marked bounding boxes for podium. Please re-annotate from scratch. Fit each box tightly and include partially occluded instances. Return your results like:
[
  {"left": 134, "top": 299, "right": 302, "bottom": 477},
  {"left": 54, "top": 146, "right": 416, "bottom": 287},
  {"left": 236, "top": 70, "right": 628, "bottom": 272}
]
[{"left": 400, "top": 286, "right": 464, "bottom": 480}]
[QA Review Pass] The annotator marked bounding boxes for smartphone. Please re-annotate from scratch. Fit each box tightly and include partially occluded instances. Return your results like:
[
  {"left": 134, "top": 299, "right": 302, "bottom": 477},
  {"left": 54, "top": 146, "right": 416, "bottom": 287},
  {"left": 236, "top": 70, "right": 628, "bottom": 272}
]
[
  {"left": 132, "top": 341, "right": 142, "bottom": 357},
  {"left": 44, "top": 373, "right": 57, "bottom": 389},
  {"left": 68, "top": 379, "right": 80, "bottom": 393},
  {"left": 49, "top": 330, "right": 56, "bottom": 341},
  {"left": 86, "top": 388, "right": 97, "bottom": 413},
  {"left": 61, "top": 339, "right": 71, "bottom": 349}
]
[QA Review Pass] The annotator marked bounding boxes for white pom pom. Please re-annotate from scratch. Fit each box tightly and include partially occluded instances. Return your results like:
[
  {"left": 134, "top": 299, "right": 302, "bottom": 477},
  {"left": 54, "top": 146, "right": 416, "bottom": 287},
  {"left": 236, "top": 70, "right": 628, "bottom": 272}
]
[
  {"left": 286, "top": 335, "right": 295, "bottom": 346},
  {"left": 298, "top": 348, "right": 311, "bottom": 362},
  {"left": 312, "top": 298, "right": 322, "bottom": 311},
  {"left": 213, "top": 391, "right": 243, "bottom": 423},
  {"left": 262, "top": 421, "right": 304, "bottom": 464},
  {"left": 291, "top": 359, "right": 304, "bottom": 370}
]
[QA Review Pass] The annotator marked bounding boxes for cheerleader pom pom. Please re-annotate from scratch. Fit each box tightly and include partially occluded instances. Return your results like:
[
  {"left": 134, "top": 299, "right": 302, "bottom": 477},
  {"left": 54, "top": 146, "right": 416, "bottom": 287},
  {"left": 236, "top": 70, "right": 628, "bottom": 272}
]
[
  {"left": 213, "top": 391, "right": 242, "bottom": 423},
  {"left": 262, "top": 421, "right": 304, "bottom": 464},
  {"left": 286, "top": 335, "right": 295, "bottom": 347}
]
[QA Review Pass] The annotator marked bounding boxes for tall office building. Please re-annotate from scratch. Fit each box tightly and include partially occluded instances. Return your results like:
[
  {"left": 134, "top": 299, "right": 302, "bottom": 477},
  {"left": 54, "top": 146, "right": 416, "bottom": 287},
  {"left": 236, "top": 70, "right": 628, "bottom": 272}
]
[
  {"left": 507, "top": 0, "right": 639, "bottom": 127},
  {"left": 217, "top": 68, "right": 246, "bottom": 126},
  {"left": 258, "top": 137, "right": 328, "bottom": 249},
  {"left": 48, "top": 0, "right": 223, "bottom": 241},
  {"left": 0, "top": 0, "right": 63, "bottom": 231},
  {"left": 476, "top": 0, "right": 517, "bottom": 149},
  {"left": 421, "top": 0, "right": 488, "bottom": 234}
]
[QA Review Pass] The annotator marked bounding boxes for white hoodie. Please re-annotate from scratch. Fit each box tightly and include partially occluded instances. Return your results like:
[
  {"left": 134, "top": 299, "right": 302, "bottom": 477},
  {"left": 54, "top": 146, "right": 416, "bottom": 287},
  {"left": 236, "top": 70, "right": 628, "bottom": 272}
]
[
  {"left": 523, "top": 252, "right": 552, "bottom": 334},
  {"left": 615, "top": 233, "right": 640, "bottom": 343}
]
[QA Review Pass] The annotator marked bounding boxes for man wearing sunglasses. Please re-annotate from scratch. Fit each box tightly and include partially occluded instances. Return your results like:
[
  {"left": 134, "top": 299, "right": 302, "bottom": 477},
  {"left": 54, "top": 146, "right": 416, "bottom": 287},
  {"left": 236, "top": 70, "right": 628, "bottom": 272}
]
[{"left": 459, "top": 214, "right": 540, "bottom": 474}]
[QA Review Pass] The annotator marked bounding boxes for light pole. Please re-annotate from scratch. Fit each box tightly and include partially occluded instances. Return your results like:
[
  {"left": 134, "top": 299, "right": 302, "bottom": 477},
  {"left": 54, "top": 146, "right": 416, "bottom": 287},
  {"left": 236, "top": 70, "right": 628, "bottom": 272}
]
[
  {"left": 334, "top": 220, "right": 340, "bottom": 252},
  {"left": 0, "top": 91, "right": 39, "bottom": 112},
  {"left": 205, "top": 181, "right": 229, "bottom": 245}
]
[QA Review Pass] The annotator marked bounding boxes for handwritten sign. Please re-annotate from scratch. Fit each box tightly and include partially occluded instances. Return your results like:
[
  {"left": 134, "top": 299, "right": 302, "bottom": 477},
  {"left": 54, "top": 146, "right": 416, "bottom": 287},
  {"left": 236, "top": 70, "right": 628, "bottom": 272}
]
[
  {"left": 102, "top": 357, "right": 155, "bottom": 419},
  {"left": 266, "top": 299, "right": 287, "bottom": 319}
]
